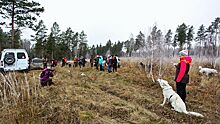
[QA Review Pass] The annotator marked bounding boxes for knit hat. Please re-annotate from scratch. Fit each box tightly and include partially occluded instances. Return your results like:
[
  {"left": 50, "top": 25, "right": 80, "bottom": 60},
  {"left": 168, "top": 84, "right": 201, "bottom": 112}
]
[{"left": 179, "top": 50, "right": 188, "bottom": 56}]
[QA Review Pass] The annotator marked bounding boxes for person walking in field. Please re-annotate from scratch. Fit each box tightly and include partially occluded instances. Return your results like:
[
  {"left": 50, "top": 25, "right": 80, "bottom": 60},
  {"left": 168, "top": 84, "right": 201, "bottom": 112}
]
[
  {"left": 95, "top": 55, "right": 99, "bottom": 70},
  {"left": 61, "top": 57, "right": 65, "bottom": 67},
  {"left": 102, "top": 57, "right": 106, "bottom": 71},
  {"left": 99, "top": 55, "right": 104, "bottom": 71},
  {"left": 107, "top": 55, "right": 113, "bottom": 73},
  {"left": 115, "top": 55, "right": 120, "bottom": 68},
  {"left": 174, "top": 50, "right": 192, "bottom": 103},
  {"left": 90, "top": 56, "right": 94, "bottom": 67},
  {"left": 112, "top": 55, "right": 118, "bottom": 72}
]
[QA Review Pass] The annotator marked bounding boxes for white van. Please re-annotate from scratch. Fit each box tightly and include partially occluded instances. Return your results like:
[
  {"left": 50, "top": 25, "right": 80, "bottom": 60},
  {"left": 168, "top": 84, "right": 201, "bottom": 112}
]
[{"left": 0, "top": 49, "right": 29, "bottom": 72}]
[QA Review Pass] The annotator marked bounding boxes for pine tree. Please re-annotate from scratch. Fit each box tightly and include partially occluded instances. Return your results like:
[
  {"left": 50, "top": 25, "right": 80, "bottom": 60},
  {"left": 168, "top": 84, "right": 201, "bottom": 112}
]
[
  {"left": 134, "top": 31, "right": 145, "bottom": 51},
  {"left": 165, "top": 29, "right": 172, "bottom": 57},
  {"left": 172, "top": 34, "right": 178, "bottom": 56},
  {"left": 186, "top": 25, "right": 194, "bottom": 54},
  {"left": 46, "top": 22, "right": 60, "bottom": 59},
  {"left": 90, "top": 45, "right": 96, "bottom": 58},
  {"left": 176, "top": 23, "right": 187, "bottom": 50},
  {"left": 206, "top": 24, "right": 215, "bottom": 56},
  {"left": 196, "top": 24, "right": 206, "bottom": 57},
  {"left": 59, "top": 27, "right": 74, "bottom": 58},
  {"left": 212, "top": 17, "right": 220, "bottom": 56},
  {"left": 78, "top": 30, "right": 88, "bottom": 57},
  {"left": 212, "top": 17, "right": 220, "bottom": 45},
  {"left": 0, "top": 27, "right": 9, "bottom": 50},
  {"left": 32, "top": 20, "right": 47, "bottom": 58},
  {"left": 165, "top": 29, "right": 172, "bottom": 47},
  {"left": 116, "top": 41, "right": 123, "bottom": 56},
  {"left": 72, "top": 32, "right": 79, "bottom": 57},
  {"left": 0, "top": 0, "right": 44, "bottom": 48},
  {"left": 105, "top": 39, "right": 112, "bottom": 55}
]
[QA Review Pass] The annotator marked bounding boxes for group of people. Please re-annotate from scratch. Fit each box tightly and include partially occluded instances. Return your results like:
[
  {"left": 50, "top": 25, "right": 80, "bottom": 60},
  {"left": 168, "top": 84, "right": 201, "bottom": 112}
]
[
  {"left": 39, "top": 50, "right": 191, "bottom": 105},
  {"left": 92, "top": 55, "right": 120, "bottom": 73},
  {"left": 61, "top": 56, "right": 86, "bottom": 68},
  {"left": 73, "top": 56, "right": 86, "bottom": 68},
  {"left": 39, "top": 55, "right": 121, "bottom": 87}
]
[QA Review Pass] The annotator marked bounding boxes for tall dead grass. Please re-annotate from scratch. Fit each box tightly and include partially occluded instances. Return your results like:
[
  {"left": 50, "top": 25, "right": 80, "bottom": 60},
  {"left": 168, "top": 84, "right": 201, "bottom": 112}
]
[
  {"left": 0, "top": 72, "right": 39, "bottom": 106},
  {"left": 0, "top": 70, "right": 80, "bottom": 123}
]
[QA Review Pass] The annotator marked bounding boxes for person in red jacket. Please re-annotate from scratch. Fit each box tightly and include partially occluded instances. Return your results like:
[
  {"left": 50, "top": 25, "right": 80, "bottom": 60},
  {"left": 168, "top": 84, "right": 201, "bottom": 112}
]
[{"left": 175, "top": 50, "right": 192, "bottom": 103}]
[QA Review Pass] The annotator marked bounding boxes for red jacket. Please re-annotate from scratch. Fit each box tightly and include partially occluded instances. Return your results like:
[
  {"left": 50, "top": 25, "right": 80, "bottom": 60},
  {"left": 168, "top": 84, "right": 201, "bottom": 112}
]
[{"left": 175, "top": 56, "right": 192, "bottom": 83}]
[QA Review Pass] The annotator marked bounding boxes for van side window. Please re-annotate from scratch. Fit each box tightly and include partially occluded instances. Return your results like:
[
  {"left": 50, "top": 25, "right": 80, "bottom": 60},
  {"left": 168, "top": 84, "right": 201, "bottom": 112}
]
[{"left": 17, "top": 52, "right": 26, "bottom": 59}]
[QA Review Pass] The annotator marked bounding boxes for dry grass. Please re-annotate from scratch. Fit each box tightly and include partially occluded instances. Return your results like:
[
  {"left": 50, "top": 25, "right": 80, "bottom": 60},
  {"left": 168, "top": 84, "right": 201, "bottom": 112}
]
[{"left": 0, "top": 58, "right": 219, "bottom": 124}]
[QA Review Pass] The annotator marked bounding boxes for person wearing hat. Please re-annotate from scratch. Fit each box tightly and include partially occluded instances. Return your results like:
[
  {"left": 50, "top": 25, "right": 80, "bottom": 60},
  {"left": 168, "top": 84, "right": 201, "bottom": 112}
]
[
  {"left": 174, "top": 50, "right": 192, "bottom": 103},
  {"left": 40, "top": 67, "right": 54, "bottom": 87}
]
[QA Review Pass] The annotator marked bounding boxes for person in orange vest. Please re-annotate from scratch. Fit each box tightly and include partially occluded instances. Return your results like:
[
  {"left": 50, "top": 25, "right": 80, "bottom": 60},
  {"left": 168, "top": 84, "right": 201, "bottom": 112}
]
[
  {"left": 64, "top": 57, "right": 67, "bottom": 63},
  {"left": 174, "top": 50, "right": 192, "bottom": 103},
  {"left": 61, "top": 57, "right": 67, "bottom": 67}
]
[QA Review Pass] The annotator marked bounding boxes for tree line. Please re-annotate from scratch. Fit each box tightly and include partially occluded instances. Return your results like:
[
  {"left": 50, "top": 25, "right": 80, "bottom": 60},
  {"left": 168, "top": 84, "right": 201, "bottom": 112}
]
[
  {"left": 31, "top": 21, "right": 124, "bottom": 60},
  {"left": 124, "top": 17, "right": 220, "bottom": 58}
]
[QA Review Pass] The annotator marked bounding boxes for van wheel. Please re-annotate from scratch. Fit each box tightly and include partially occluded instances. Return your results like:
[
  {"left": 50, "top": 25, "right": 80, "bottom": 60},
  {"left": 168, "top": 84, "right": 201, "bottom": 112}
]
[{"left": 4, "top": 55, "right": 15, "bottom": 65}]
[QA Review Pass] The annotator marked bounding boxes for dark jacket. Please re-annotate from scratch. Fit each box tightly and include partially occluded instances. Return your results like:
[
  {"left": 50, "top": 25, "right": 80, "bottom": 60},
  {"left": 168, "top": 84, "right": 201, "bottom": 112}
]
[{"left": 113, "top": 58, "right": 117, "bottom": 67}]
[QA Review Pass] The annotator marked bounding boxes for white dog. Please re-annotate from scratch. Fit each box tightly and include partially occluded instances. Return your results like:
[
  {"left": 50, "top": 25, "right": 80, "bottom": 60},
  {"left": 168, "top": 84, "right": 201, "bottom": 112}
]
[
  {"left": 199, "top": 66, "right": 218, "bottom": 76},
  {"left": 157, "top": 79, "right": 204, "bottom": 117}
]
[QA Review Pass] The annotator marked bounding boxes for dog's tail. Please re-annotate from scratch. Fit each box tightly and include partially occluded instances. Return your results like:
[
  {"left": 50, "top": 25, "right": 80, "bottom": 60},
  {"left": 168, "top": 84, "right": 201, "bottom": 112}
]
[{"left": 185, "top": 111, "right": 204, "bottom": 118}]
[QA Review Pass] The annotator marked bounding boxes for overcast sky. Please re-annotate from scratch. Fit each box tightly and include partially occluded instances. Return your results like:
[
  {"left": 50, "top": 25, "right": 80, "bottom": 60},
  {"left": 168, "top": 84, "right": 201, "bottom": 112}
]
[{"left": 22, "top": 0, "right": 220, "bottom": 46}]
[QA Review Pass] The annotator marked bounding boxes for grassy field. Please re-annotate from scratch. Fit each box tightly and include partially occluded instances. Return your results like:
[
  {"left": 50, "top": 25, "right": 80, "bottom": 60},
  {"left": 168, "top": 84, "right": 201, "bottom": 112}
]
[{"left": 0, "top": 58, "right": 219, "bottom": 124}]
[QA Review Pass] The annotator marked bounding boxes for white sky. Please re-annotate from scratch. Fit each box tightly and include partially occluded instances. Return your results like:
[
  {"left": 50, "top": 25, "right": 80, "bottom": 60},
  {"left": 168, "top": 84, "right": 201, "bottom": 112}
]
[{"left": 21, "top": 0, "right": 220, "bottom": 46}]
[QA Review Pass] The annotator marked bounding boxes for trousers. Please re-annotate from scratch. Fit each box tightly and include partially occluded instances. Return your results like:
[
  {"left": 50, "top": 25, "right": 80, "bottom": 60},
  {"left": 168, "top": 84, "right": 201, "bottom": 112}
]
[{"left": 176, "top": 82, "right": 186, "bottom": 103}]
